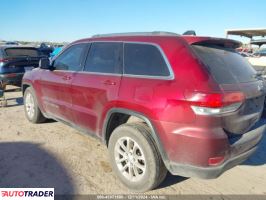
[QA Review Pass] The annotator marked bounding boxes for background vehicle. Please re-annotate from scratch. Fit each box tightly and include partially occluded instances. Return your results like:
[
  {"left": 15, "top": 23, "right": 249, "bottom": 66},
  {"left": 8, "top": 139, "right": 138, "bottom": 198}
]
[
  {"left": 22, "top": 32, "right": 266, "bottom": 192},
  {"left": 38, "top": 43, "right": 54, "bottom": 57},
  {"left": 253, "top": 48, "right": 266, "bottom": 56},
  {"left": 226, "top": 29, "right": 266, "bottom": 72},
  {"left": 247, "top": 40, "right": 266, "bottom": 72},
  {"left": 0, "top": 46, "right": 43, "bottom": 88},
  {"left": 5, "top": 41, "right": 19, "bottom": 46}
]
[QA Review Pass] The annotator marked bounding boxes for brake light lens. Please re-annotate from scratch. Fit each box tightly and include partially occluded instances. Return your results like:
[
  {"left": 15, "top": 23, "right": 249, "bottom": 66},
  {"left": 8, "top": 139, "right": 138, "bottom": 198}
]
[
  {"left": 185, "top": 91, "right": 245, "bottom": 115},
  {"left": 5, "top": 73, "right": 17, "bottom": 78},
  {"left": 0, "top": 59, "right": 10, "bottom": 63},
  {"left": 0, "top": 58, "right": 10, "bottom": 66},
  {"left": 208, "top": 156, "right": 225, "bottom": 166}
]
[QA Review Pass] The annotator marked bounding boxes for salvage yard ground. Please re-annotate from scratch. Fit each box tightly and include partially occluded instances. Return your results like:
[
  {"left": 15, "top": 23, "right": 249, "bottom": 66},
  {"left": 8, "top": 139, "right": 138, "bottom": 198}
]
[{"left": 0, "top": 86, "right": 266, "bottom": 195}]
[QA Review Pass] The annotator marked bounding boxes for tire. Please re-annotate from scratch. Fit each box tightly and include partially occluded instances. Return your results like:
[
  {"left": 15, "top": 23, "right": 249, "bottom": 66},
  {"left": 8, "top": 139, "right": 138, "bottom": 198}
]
[
  {"left": 108, "top": 122, "right": 167, "bottom": 192},
  {"left": 23, "top": 87, "right": 46, "bottom": 123}
]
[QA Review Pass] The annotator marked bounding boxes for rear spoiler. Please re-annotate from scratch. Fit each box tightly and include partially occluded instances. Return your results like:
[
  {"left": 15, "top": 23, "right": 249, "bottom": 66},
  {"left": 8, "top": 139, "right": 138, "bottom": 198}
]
[
  {"left": 182, "top": 36, "right": 242, "bottom": 49},
  {"left": 191, "top": 39, "right": 242, "bottom": 49}
]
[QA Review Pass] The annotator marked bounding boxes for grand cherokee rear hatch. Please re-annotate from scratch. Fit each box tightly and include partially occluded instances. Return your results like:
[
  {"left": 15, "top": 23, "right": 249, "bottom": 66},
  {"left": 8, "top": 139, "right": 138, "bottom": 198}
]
[
  {"left": 0, "top": 47, "right": 43, "bottom": 74},
  {"left": 189, "top": 38, "right": 266, "bottom": 135}
]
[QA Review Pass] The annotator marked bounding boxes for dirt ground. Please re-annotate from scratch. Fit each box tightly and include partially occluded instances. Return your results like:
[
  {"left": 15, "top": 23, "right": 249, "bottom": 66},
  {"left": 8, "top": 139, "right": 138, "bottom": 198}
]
[{"left": 0, "top": 86, "right": 266, "bottom": 196}]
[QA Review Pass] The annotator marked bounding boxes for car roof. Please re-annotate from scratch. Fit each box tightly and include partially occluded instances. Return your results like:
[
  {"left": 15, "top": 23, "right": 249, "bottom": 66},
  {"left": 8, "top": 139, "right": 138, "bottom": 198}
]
[
  {"left": 72, "top": 33, "right": 241, "bottom": 49},
  {"left": 92, "top": 32, "right": 179, "bottom": 38}
]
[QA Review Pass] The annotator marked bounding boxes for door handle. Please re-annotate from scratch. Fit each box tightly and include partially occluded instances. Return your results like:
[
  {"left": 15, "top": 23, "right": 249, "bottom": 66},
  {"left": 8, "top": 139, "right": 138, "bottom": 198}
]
[
  {"left": 103, "top": 80, "right": 116, "bottom": 85},
  {"left": 62, "top": 75, "right": 72, "bottom": 81}
]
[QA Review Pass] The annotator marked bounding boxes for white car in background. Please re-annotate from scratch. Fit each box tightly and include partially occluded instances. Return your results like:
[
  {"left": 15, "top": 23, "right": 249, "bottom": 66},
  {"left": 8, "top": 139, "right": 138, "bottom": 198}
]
[
  {"left": 247, "top": 40, "right": 266, "bottom": 72},
  {"left": 248, "top": 48, "right": 266, "bottom": 67}
]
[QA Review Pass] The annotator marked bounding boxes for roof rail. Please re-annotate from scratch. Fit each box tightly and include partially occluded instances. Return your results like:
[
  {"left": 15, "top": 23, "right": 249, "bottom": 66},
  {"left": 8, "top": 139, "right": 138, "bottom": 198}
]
[{"left": 92, "top": 31, "right": 179, "bottom": 38}]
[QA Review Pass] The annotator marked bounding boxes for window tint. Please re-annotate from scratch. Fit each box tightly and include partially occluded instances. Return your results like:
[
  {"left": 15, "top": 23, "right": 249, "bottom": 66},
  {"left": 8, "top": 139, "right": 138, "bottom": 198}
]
[
  {"left": 84, "top": 42, "right": 122, "bottom": 74},
  {"left": 192, "top": 45, "right": 257, "bottom": 84},
  {"left": 5, "top": 48, "right": 39, "bottom": 57},
  {"left": 53, "top": 43, "right": 87, "bottom": 71},
  {"left": 124, "top": 43, "right": 170, "bottom": 77}
]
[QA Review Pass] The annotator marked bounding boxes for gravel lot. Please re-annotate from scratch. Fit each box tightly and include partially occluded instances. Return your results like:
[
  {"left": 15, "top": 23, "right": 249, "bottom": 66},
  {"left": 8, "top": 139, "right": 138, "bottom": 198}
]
[{"left": 0, "top": 87, "right": 266, "bottom": 196}]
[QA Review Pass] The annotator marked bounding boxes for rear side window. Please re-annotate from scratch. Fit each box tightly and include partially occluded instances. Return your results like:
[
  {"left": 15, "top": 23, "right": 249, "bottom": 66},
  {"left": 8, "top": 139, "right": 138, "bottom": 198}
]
[
  {"left": 53, "top": 43, "right": 87, "bottom": 71},
  {"left": 124, "top": 43, "right": 170, "bottom": 77},
  {"left": 192, "top": 45, "right": 257, "bottom": 84},
  {"left": 84, "top": 42, "right": 122, "bottom": 74},
  {"left": 5, "top": 48, "right": 39, "bottom": 57}
]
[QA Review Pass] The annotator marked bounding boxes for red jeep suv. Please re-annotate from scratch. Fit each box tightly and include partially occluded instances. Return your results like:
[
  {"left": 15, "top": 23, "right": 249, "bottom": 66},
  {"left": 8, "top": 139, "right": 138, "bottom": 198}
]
[{"left": 22, "top": 32, "right": 266, "bottom": 192}]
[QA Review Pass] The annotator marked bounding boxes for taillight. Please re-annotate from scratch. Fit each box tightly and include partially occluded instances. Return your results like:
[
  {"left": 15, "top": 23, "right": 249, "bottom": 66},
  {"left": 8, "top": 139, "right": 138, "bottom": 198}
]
[
  {"left": 0, "top": 58, "right": 9, "bottom": 66},
  {"left": 5, "top": 73, "right": 17, "bottom": 78},
  {"left": 0, "top": 59, "right": 10, "bottom": 62},
  {"left": 185, "top": 91, "right": 245, "bottom": 115}
]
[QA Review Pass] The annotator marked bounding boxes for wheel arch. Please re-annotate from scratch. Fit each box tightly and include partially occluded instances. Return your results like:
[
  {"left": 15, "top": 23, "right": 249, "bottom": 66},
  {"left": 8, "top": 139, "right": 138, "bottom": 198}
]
[
  {"left": 22, "top": 82, "right": 32, "bottom": 95},
  {"left": 102, "top": 108, "right": 170, "bottom": 167},
  {"left": 22, "top": 82, "right": 47, "bottom": 118}
]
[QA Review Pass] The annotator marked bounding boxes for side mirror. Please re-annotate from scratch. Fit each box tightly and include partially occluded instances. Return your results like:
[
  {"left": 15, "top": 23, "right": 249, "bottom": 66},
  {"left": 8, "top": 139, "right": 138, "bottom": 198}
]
[{"left": 39, "top": 58, "right": 53, "bottom": 70}]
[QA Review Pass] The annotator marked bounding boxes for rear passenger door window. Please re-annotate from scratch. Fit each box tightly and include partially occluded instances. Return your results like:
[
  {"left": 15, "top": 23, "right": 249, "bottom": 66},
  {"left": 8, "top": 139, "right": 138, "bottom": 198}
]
[
  {"left": 123, "top": 43, "right": 170, "bottom": 77},
  {"left": 53, "top": 43, "right": 88, "bottom": 71},
  {"left": 84, "top": 42, "right": 122, "bottom": 74}
]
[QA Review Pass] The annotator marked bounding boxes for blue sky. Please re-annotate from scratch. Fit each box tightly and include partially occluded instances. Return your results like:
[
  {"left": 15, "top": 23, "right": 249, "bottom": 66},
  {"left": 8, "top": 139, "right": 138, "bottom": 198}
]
[{"left": 0, "top": 0, "right": 265, "bottom": 42}]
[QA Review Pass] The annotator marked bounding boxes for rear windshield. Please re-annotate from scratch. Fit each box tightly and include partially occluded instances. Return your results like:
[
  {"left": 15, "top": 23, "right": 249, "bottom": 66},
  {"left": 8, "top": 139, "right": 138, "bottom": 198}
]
[
  {"left": 192, "top": 45, "right": 257, "bottom": 84},
  {"left": 5, "top": 48, "right": 39, "bottom": 57}
]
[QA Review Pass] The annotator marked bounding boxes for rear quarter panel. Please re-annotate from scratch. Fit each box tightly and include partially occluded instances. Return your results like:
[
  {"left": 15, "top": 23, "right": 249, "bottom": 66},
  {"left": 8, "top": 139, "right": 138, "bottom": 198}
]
[{"left": 97, "top": 36, "right": 224, "bottom": 166}]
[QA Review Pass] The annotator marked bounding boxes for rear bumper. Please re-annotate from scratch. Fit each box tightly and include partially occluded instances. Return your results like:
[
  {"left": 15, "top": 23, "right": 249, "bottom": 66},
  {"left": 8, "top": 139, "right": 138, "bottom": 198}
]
[
  {"left": 167, "top": 123, "right": 265, "bottom": 178},
  {"left": 0, "top": 73, "right": 24, "bottom": 86},
  {"left": 169, "top": 146, "right": 257, "bottom": 179}
]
